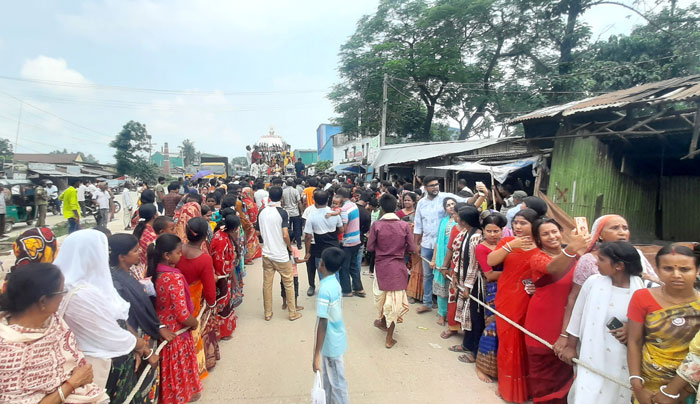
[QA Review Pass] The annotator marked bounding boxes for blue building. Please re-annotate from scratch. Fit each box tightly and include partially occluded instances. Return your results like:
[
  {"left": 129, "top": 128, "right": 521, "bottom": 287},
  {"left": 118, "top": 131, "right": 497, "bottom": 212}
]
[{"left": 316, "top": 124, "right": 342, "bottom": 162}]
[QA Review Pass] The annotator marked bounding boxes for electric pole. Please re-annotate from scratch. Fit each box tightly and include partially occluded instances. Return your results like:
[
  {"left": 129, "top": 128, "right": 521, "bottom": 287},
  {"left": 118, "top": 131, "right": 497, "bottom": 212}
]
[
  {"left": 380, "top": 73, "right": 388, "bottom": 147},
  {"left": 12, "top": 102, "right": 22, "bottom": 179}
]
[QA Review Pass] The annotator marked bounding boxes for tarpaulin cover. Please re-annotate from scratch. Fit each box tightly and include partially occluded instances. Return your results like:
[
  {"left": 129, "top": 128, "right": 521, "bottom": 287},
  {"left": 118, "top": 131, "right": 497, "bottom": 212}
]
[{"left": 430, "top": 156, "right": 539, "bottom": 183}]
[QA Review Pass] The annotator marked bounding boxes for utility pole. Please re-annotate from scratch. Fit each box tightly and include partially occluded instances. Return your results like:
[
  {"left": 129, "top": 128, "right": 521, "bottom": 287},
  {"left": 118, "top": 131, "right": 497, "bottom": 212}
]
[
  {"left": 12, "top": 102, "right": 23, "bottom": 179},
  {"left": 380, "top": 73, "right": 388, "bottom": 147}
]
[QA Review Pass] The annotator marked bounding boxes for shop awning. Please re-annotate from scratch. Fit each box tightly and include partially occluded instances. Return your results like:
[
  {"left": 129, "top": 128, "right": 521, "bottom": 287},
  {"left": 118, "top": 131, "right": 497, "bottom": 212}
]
[
  {"left": 370, "top": 138, "right": 502, "bottom": 168},
  {"left": 429, "top": 156, "right": 540, "bottom": 183},
  {"left": 333, "top": 163, "right": 366, "bottom": 173}
]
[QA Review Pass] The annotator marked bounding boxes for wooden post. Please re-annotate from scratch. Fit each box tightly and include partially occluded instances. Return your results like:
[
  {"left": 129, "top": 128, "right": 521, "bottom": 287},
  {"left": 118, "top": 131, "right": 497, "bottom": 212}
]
[{"left": 687, "top": 102, "right": 700, "bottom": 159}]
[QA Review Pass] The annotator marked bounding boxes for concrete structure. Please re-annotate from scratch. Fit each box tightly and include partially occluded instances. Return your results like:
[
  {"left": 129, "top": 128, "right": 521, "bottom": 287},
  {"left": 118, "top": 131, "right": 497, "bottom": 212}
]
[
  {"left": 293, "top": 149, "right": 317, "bottom": 165},
  {"left": 151, "top": 142, "right": 184, "bottom": 176},
  {"left": 316, "top": 124, "right": 342, "bottom": 162}
]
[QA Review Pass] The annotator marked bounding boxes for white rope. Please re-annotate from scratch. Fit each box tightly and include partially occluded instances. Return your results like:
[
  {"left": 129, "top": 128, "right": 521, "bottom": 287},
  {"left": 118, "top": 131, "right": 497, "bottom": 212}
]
[
  {"left": 417, "top": 254, "right": 631, "bottom": 390},
  {"left": 120, "top": 306, "right": 210, "bottom": 404}
]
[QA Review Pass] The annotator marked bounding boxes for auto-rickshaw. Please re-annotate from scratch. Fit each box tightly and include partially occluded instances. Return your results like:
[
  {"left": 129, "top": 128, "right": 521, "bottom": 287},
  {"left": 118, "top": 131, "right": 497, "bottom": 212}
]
[{"left": 0, "top": 179, "right": 38, "bottom": 233}]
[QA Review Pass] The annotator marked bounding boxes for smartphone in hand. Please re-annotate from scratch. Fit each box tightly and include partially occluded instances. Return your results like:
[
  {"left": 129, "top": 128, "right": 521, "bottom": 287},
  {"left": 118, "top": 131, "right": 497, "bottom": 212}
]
[
  {"left": 606, "top": 317, "right": 624, "bottom": 331},
  {"left": 574, "top": 217, "right": 589, "bottom": 236}
]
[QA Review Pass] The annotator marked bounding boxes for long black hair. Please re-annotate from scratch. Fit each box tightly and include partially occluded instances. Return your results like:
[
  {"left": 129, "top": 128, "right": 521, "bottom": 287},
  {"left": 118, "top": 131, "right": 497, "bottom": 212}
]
[
  {"left": 0, "top": 263, "right": 63, "bottom": 314},
  {"left": 457, "top": 205, "right": 481, "bottom": 283},
  {"left": 146, "top": 233, "right": 181, "bottom": 286},
  {"left": 134, "top": 204, "right": 158, "bottom": 240},
  {"left": 186, "top": 217, "right": 209, "bottom": 244},
  {"left": 108, "top": 233, "right": 139, "bottom": 267},
  {"left": 599, "top": 241, "right": 643, "bottom": 276}
]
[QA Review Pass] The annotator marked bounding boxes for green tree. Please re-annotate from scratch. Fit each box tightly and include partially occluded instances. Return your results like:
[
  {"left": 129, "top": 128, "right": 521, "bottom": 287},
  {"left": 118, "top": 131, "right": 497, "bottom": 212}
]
[
  {"left": 0, "top": 138, "right": 13, "bottom": 159},
  {"left": 110, "top": 121, "right": 158, "bottom": 181},
  {"left": 179, "top": 139, "right": 196, "bottom": 167},
  {"left": 231, "top": 156, "right": 248, "bottom": 167},
  {"left": 316, "top": 160, "right": 332, "bottom": 172},
  {"left": 81, "top": 153, "right": 99, "bottom": 164}
]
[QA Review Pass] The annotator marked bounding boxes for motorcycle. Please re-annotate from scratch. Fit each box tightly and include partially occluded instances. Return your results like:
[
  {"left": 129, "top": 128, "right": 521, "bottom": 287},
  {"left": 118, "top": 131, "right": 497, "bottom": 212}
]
[{"left": 48, "top": 194, "right": 60, "bottom": 216}]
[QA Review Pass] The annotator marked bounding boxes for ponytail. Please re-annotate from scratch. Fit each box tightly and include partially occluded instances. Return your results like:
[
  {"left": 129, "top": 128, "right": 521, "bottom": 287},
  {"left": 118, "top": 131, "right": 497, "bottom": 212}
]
[
  {"left": 146, "top": 233, "right": 181, "bottom": 286},
  {"left": 134, "top": 204, "right": 157, "bottom": 240}
]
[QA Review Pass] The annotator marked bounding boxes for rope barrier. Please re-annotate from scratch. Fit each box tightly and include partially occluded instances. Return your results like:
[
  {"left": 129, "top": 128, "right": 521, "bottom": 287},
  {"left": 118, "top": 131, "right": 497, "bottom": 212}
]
[
  {"left": 120, "top": 305, "right": 210, "bottom": 404},
  {"left": 417, "top": 254, "right": 631, "bottom": 390}
]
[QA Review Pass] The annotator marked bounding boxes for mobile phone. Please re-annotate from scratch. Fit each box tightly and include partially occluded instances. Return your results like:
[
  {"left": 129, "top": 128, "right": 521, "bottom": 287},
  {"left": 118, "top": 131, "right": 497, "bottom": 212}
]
[
  {"left": 574, "top": 217, "right": 589, "bottom": 236},
  {"left": 606, "top": 317, "right": 624, "bottom": 331},
  {"left": 522, "top": 279, "right": 534, "bottom": 287}
]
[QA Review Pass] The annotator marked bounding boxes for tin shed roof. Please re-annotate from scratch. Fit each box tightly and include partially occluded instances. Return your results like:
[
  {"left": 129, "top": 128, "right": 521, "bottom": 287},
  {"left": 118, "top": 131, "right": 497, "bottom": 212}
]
[{"left": 509, "top": 75, "right": 700, "bottom": 124}]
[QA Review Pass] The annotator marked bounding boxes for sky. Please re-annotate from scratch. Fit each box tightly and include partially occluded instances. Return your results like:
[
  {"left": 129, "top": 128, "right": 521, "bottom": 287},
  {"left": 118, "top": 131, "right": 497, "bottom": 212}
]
[{"left": 0, "top": 0, "right": 683, "bottom": 164}]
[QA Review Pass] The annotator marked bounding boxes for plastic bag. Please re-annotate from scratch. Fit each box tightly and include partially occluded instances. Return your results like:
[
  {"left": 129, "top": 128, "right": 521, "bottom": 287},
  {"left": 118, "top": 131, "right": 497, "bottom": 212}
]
[{"left": 311, "top": 371, "right": 326, "bottom": 404}]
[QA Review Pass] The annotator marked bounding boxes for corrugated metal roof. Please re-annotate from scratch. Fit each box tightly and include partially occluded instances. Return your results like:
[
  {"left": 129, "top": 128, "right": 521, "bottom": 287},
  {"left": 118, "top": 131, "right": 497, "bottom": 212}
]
[
  {"left": 510, "top": 75, "right": 700, "bottom": 124},
  {"left": 370, "top": 138, "right": 502, "bottom": 168}
]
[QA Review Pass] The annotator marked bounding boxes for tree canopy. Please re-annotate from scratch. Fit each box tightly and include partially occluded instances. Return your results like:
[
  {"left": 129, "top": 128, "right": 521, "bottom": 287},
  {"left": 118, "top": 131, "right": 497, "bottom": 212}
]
[
  {"left": 110, "top": 120, "right": 159, "bottom": 183},
  {"left": 330, "top": 0, "right": 700, "bottom": 141},
  {"left": 179, "top": 139, "right": 196, "bottom": 167}
]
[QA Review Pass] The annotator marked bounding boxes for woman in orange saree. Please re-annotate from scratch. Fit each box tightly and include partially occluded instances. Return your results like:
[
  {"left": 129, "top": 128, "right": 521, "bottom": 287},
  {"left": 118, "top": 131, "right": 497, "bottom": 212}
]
[{"left": 240, "top": 187, "right": 261, "bottom": 264}]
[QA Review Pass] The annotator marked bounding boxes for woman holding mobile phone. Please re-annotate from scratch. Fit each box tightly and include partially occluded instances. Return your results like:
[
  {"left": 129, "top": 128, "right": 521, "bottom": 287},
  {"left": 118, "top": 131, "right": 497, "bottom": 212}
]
[
  {"left": 559, "top": 241, "right": 645, "bottom": 404},
  {"left": 487, "top": 208, "right": 541, "bottom": 403}
]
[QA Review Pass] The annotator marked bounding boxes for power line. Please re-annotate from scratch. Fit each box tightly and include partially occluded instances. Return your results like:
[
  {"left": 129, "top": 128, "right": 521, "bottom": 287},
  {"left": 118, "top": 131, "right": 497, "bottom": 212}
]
[
  {"left": 0, "top": 91, "right": 113, "bottom": 140},
  {"left": 387, "top": 50, "right": 700, "bottom": 89},
  {"left": 0, "top": 75, "right": 328, "bottom": 96}
]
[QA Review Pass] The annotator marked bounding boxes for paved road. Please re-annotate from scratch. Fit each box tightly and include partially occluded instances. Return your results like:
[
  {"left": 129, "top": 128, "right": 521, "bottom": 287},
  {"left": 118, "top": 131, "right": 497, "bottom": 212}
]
[{"left": 198, "top": 256, "right": 503, "bottom": 404}]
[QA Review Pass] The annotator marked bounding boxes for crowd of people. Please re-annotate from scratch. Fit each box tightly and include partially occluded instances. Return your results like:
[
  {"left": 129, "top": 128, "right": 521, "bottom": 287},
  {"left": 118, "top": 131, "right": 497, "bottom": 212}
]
[{"left": 1, "top": 169, "right": 699, "bottom": 404}]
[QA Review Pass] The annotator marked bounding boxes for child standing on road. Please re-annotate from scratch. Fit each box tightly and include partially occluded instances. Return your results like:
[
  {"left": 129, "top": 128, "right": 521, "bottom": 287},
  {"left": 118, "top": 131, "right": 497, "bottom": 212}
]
[{"left": 313, "top": 247, "right": 350, "bottom": 404}]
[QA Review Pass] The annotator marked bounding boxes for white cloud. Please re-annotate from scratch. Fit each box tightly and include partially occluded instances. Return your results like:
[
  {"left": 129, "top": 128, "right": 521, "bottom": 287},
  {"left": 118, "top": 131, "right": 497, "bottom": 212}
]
[
  {"left": 20, "top": 55, "right": 91, "bottom": 85},
  {"left": 57, "top": 0, "right": 377, "bottom": 50}
]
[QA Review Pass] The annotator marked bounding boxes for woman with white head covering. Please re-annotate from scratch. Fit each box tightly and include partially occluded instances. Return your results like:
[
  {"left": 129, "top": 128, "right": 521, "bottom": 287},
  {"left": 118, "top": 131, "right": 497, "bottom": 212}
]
[{"left": 55, "top": 229, "right": 149, "bottom": 400}]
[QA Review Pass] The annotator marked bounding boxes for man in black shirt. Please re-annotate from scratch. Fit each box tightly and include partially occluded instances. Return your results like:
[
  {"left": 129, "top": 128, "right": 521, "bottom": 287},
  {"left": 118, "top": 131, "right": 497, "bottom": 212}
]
[{"left": 294, "top": 157, "right": 306, "bottom": 177}]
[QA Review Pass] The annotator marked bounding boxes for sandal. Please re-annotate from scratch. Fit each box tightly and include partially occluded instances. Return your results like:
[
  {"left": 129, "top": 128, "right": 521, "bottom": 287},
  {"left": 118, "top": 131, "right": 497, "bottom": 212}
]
[
  {"left": 440, "top": 330, "right": 456, "bottom": 339},
  {"left": 458, "top": 353, "right": 476, "bottom": 363},
  {"left": 448, "top": 345, "right": 467, "bottom": 353},
  {"left": 265, "top": 313, "right": 273, "bottom": 321},
  {"left": 353, "top": 290, "right": 367, "bottom": 298},
  {"left": 289, "top": 312, "right": 303, "bottom": 321}
]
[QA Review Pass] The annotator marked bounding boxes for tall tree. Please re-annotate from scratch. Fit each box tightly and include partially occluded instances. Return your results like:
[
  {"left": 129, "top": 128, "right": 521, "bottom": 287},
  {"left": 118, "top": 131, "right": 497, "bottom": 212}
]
[
  {"left": 179, "top": 139, "right": 196, "bottom": 167},
  {"left": 0, "top": 138, "right": 13, "bottom": 159},
  {"left": 110, "top": 120, "right": 158, "bottom": 182}
]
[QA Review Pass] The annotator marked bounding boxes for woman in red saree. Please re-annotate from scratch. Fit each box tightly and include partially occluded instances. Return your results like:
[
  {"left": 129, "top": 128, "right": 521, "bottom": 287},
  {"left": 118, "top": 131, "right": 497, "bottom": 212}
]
[
  {"left": 487, "top": 208, "right": 541, "bottom": 403},
  {"left": 176, "top": 217, "right": 219, "bottom": 378},
  {"left": 240, "top": 187, "right": 261, "bottom": 263},
  {"left": 523, "top": 218, "right": 590, "bottom": 403},
  {"left": 210, "top": 213, "right": 243, "bottom": 339}
]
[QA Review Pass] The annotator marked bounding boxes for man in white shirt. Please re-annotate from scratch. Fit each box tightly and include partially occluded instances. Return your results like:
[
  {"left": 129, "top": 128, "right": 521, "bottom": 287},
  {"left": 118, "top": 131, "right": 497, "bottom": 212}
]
[
  {"left": 92, "top": 182, "right": 112, "bottom": 227},
  {"left": 257, "top": 186, "right": 302, "bottom": 322},
  {"left": 122, "top": 182, "right": 134, "bottom": 230},
  {"left": 77, "top": 182, "right": 87, "bottom": 214},
  {"left": 303, "top": 189, "right": 343, "bottom": 296},
  {"left": 46, "top": 181, "right": 59, "bottom": 213},
  {"left": 253, "top": 181, "right": 269, "bottom": 210}
]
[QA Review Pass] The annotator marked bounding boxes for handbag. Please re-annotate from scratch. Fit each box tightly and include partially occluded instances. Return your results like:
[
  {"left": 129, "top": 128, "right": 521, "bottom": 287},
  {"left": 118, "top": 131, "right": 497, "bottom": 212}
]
[{"left": 310, "top": 370, "right": 326, "bottom": 404}]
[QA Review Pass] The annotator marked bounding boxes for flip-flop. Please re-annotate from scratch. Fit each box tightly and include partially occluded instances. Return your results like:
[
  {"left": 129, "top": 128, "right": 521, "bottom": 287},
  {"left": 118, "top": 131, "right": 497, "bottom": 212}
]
[
  {"left": 416, "top": 306, "right": 432, "bottom": 314},
  {"left": 448, "top": 345, "right": 467, "bottom": 352},
  {"left": 458, "top": 353, "right": 476, "bottom": 363},
  {"left": 289, "top": 312, "right": 303, "bottom": 321},
  {"left": 440, "top": 330, "right": 456, "bottom": 339},
  {"left": 354, "top": 291, "right": 367, "bottom": 298},
  {"left": 265, "top": 313, "right": 273, "bottom": 321}
]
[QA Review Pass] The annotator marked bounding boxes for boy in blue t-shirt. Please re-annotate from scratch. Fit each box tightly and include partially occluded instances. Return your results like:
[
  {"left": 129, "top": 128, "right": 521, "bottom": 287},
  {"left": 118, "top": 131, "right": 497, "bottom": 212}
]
[{"left": 313, "top": 247, "right": 349, "bottom": 404}]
